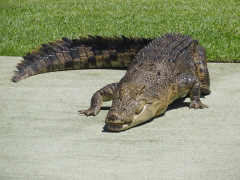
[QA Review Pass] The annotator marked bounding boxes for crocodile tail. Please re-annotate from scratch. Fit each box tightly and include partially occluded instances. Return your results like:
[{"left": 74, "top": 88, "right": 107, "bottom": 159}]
[{"left": 12, "top": 35, "right": 154, "bottom": 83}]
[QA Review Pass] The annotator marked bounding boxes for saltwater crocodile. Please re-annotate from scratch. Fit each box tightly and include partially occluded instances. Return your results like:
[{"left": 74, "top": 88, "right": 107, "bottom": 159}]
[{"left": 12, "top": 33, "right": 211, "bottom": 131}]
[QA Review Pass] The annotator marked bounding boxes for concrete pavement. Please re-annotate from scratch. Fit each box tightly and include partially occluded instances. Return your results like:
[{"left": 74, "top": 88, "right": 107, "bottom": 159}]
[{"left": 0, "top": 56, "right": 240, "bottom": 179}]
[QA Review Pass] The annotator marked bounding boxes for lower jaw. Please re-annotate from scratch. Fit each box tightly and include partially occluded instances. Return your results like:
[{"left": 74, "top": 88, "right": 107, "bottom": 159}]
[
  {"left": 107, "top": 118, "right": 148, "bottom": 131},
  {"left": 107, "top": 122, "right": 133, "bottom": 131}
]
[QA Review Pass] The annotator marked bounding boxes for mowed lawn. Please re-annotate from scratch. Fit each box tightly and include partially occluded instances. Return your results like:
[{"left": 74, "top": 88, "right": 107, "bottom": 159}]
[{"left": 0, "top": 0, "right": 239, "bottom": 62}]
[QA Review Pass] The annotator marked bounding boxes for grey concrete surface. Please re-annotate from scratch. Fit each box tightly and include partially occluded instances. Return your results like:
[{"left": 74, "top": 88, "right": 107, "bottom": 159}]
[{"left": 0, "top": 56, "right": 240, "bottom": 179}]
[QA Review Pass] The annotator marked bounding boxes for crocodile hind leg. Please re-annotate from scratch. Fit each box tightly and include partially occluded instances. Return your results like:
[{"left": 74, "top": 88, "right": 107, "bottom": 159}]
[
  {"left": 189, "top": 80, "right": 208, "bottom": 109},
  {"left": 193, "top": 44, "right": 211, "bottom": 95},
  {"left": 171, "top": 73, "right": 208, "bottom": 109},
  {"left": 79, "top": 83, "right": 118, "bottom": 116}
]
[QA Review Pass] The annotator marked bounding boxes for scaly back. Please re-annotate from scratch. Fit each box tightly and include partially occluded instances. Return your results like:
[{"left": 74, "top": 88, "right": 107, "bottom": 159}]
[{"left": 121, "top": 34, "right": 199, "bottom": 91}]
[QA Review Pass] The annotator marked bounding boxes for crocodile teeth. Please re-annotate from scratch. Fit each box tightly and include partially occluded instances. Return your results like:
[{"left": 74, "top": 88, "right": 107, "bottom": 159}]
[{"left": 107, "top": 122, "right": 131, "bottom": 131}]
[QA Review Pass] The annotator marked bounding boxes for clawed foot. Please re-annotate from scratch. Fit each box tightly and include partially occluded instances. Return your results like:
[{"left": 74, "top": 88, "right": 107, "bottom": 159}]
[
  {"left": 78, "top": 108, "right": 96, "bottom": 116},
  {"left": 189, "top": 100, "right": 208, "bottom": 109}
]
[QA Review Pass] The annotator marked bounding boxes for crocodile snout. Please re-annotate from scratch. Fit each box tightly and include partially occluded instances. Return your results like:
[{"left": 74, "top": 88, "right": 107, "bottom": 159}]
[
  {"left": 105, "top": 114, "right": 124, "bottom": 124},
  {"left": 105, "top": 110, "right": 134, "bottom": 131}
]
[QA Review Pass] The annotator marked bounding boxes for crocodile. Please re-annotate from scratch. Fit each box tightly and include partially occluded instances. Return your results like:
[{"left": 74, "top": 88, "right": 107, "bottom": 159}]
[{"left": 12, "top": 33, "right": 211, "bottom": 131}]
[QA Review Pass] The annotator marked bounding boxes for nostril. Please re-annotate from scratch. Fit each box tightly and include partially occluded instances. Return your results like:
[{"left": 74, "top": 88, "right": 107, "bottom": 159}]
[{"left": 106, "top": 116, "right": 113, "bottom": 123}]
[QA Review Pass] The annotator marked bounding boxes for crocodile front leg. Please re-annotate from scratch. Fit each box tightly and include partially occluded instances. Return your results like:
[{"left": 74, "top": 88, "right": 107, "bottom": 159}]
[{"left": 79, "top": 83, "right": 118, "bottom": 116}]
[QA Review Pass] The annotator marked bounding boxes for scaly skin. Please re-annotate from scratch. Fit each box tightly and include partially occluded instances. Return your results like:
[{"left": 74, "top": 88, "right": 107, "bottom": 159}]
[
  {"left": 12, "top": 35, "right": 153, "bottom": 82},
  {"left": 79, "top": 34, "right": 211, "bottom": 131},
  {"left": 12, "top": 33, "right": 211, "bottom": 131}
]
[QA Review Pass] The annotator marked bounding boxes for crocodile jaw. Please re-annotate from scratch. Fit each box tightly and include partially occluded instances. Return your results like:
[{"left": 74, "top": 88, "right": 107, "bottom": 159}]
[{"left": 107, "top": 103, "right": 158, "bottom": 131}]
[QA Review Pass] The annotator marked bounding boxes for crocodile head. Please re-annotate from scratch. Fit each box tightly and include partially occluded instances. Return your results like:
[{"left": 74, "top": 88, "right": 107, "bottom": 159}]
[{"left": 105, "top": 82, "right": 160, "bottom": 131}]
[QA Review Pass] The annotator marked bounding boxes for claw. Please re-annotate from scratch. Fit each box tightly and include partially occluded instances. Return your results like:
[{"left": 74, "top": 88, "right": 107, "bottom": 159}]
[
  {"left": 189, "top": 100, "right": 208, "bottom": 109},
  {"left": 78, "top": 108, "right": 96, "bottom": 116}
]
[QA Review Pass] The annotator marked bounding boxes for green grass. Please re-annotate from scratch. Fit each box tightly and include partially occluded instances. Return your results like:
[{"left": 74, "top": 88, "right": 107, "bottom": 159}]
[{"left": 0, "top": 0, "right": 239, "bottom": 62}]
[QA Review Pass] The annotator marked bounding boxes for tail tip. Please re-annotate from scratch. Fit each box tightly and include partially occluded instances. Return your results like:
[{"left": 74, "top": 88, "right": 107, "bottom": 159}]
[
  {"left": 11, "top": 76, "right": 19, "bottom": 83},
  {"left": 11, "top": 71, "right": 23, "bottom": 83}
]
